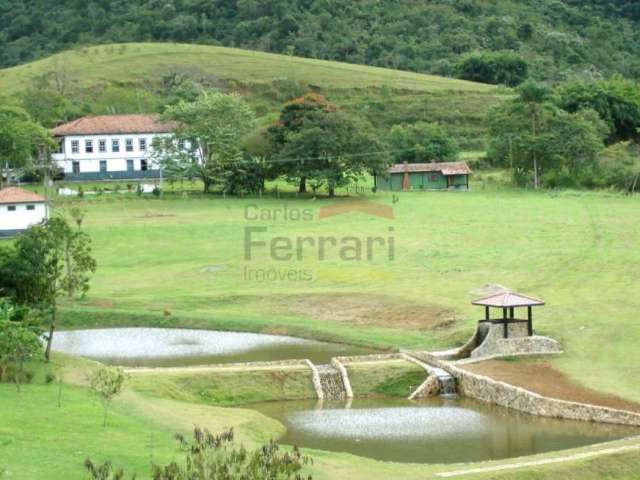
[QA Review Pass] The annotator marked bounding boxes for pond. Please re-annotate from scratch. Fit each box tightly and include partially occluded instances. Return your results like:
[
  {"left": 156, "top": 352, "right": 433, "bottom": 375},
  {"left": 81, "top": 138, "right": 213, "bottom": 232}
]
[
  {"left": 251, "top": 397, "right": 638, "bottom": 464},
  {"left": 50, "top": 327, "right": 375, "bottom": 367}
]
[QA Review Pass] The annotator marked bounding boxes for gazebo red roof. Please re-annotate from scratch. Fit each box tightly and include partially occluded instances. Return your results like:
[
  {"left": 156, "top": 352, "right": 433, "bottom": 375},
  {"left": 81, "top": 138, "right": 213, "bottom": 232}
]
[{"left": 472, "top": 291, "right": 544, "bottom": 308}]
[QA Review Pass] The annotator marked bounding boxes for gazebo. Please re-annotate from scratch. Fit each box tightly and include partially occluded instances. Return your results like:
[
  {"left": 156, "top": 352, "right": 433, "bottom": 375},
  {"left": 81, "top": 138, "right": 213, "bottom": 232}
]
[{"left": 472, "top": 291, "right": 544, "bottom": 339}]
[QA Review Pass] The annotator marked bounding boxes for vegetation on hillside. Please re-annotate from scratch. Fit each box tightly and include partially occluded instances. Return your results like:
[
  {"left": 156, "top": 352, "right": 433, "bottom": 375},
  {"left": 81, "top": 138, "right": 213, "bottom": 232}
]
[
  {"left": 0, "top": 43, "right": 503, "bottom": 151},
  {"left": 2, "top": 1, "right": 640, "bottom": 83}
]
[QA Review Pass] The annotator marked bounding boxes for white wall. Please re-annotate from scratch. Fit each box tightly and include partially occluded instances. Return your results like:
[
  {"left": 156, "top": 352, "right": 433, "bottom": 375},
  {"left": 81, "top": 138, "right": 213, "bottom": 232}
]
[
  {"left": 0, "top": 202, "right": 48, "bottom": 231},
  {"left": 51, "top": 133, "right": 197, "bottom": 174}
]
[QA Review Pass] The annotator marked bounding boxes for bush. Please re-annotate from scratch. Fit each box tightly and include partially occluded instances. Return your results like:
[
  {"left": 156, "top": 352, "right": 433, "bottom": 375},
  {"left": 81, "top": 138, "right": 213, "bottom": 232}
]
[
  {"left": 456, "top": 51, "right": 529, "bottom": 86},
  {"left": 85, "top": 427, "right": 313, "bottom": 480},
  {"left": 0, "top": 364, "right": 34, "bottom": 385}
]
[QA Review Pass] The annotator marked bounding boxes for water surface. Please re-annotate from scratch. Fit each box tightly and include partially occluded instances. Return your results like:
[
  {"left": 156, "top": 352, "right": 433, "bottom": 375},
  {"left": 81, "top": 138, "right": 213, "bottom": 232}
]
[
  {"left": 251, "top": 397, "right": 638, "bottom": 463},
  {"left": 51, "top": 328, "right": 374, "bottom": 367}
]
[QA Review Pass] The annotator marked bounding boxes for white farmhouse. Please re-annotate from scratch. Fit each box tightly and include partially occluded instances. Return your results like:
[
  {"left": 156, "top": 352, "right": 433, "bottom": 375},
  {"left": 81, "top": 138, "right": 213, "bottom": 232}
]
[
  {"left": 0, "top": 187, "right": 49, "bottom": 237},
  {"left": 51, "top": 114, "right": 190, "bottom": 181}
]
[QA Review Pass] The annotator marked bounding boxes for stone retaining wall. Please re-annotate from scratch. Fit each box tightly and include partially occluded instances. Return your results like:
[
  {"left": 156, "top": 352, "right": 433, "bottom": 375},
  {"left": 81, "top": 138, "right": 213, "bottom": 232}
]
[
  {"left": 335, "top": 353, "right": 402, "bottom": 363},
  {"left": 305, "top": 360, "right": 324, "bottom": 400},
  {"left": 412, "top": 352, "right": 640, "bottom": 427},
  {"left": 125, "top": 358, "right": 309, "bottom": 373}
]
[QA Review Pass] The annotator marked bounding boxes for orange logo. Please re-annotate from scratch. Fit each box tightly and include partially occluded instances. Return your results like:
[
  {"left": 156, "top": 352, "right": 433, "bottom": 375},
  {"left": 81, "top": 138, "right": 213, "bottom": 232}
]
[{"left": 319, "top": 199, "right": 395, "bottom": 220}]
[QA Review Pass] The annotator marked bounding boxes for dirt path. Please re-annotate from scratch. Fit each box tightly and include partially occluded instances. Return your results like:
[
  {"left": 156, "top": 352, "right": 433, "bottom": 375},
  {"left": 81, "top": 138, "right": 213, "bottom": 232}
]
[
  {"left": 462, "top": 359, "right": 640, "bottom": 413},
  {"left": 436, "top": 441, "right": 640, "bottom": 477}
]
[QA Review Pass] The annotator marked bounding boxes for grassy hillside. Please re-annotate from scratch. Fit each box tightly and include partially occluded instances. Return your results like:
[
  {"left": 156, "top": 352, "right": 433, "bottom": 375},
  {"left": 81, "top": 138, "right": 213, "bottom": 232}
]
[{"left": 0, "top": 43, "right": 508, "bottom": 150}]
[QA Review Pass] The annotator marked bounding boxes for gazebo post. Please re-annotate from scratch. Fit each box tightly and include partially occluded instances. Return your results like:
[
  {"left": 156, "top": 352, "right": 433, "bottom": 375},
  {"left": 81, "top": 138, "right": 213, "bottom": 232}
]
[
  {"left": 485, "top": 306, "right": 490, "bottom": 321},
  {"left": 527, "top": 306, "right": 533, "bottom": 336},
  {"left": 509, "top": 307, "right": 514, "bottom": 319},
  {"left": 502, "top": 307, "right": 508, "bottom": 338}
]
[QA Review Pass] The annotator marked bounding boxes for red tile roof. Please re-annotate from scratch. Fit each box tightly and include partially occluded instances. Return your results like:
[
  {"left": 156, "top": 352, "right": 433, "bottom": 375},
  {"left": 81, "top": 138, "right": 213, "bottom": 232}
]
[
  {"left": 52, "top": 114, "right": 177, "bottom": 136},
  {"left": 472, "top": 292, "right": 545, "bottom": 308},
  {"left": 387, "top": 161, "right": 472, "bottom": 175},
  {"left": 0, "top": 187, "right": 46, "bottom": 204}
]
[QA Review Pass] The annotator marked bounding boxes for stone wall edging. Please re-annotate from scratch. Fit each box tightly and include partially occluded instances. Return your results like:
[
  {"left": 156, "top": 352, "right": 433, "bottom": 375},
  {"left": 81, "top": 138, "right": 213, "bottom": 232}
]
[
  {"left": 125, "top": 358, "right": 309, "bottom": 373},
  {"left": 305, "top": 359, "right": 324, "bottom": 400},
  {"left": 413, "top": 352, "right": 640, "bottom": 427},
  {"left": 334, "top": 353, "right": 402, "bottom": 364}
]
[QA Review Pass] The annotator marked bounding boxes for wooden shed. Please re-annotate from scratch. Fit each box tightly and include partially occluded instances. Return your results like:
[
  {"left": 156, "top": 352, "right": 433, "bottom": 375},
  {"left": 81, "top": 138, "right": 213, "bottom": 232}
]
[{"left": 375, "top": 161, "right": 472, "bottom": 192}]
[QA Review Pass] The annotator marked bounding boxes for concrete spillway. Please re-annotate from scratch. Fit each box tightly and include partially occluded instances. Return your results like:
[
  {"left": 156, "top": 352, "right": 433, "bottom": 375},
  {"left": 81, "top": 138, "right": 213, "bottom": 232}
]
[{"left": 317, "top": 364, "right": 346, "bottom": 400}]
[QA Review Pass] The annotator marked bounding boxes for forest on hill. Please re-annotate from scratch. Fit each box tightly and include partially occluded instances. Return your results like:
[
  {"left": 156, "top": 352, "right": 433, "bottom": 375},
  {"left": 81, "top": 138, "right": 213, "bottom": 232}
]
[{"left": 1, "top": 0, "right": 640, "bottom": 83}]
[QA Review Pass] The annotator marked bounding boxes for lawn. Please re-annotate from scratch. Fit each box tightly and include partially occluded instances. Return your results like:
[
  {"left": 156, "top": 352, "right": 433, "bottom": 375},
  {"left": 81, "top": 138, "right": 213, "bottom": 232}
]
[{"left": 44, "top": 184, "right": 640, "bottom": 403}]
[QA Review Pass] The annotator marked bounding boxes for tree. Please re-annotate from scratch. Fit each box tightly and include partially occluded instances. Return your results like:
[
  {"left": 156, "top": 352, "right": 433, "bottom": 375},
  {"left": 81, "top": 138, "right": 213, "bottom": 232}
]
[
  {"left": 455, "top": 51, "right": 529, "bottom": 87},
  {"left": 555, "top": 76, "right": 640, "bottom": 144},
  {"left": 155, "top": 91, "right": 256, "bottom": 193},
  {"left": 20, "top": 74, "right": 80, "bottom": 128},
  {"left": 518, "top": 81, "right": 551, "bottom": 189},
  {"left": 387, "top": 122, "right": 459, "bottom": 164},
  {"left": 0, "top": 105, "right": 54, "bottom": 188},
  {"left": 267, "top": 93, "right": 337, "bottom": 193},
  {"left": 89, "top": 366, "right": 127, "bottom": 428},
  {"left": 276, "top": 110, "right": 389, "bottom": 196},
  {"left": 12, "top": 217, "right": 97, "bottom": 361},
  {"left": 487, "top": 83, "right": 608, "bottom": 188},
  {"left": 0, "top": 300, "right": 41, "bottom": 391}
]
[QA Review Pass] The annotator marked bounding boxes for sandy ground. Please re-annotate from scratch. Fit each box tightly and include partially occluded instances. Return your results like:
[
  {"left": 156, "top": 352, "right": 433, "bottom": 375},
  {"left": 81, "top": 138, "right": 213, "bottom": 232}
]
[{"left": 462, "top": 359, "right": 640, "bottom": 413}]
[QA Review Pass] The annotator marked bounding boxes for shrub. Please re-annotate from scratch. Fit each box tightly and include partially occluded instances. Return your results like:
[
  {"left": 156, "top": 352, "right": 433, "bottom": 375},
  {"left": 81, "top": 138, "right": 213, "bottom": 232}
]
[{"left": 85, "top": 427, "right": 313, "bottom": 480}]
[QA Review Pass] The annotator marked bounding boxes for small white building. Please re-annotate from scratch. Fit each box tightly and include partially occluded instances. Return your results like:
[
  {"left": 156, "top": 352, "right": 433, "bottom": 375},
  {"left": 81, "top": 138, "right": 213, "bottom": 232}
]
[
  {"left": 51, "top": 114, "right": 193, "bottom": 181},
  {"left": 0, "top": 187, "right": 49, "bottom": 237}
]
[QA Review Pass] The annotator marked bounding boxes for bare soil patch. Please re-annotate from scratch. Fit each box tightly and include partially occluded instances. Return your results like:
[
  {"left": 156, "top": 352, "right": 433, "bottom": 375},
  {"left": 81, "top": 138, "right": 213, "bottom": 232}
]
[
  {"left": 462, "top": 359, "right": 640, "bottom": 413},
  {"left": 278, "top": 293, "right": 455, "bottom": 330},
  {"left": 86, "top": 298, "right": 114, "bottom": 308}
]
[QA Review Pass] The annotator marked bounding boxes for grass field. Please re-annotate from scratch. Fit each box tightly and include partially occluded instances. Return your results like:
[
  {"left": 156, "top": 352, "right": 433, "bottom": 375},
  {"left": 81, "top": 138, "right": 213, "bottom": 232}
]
[
  {"left": 0, "top": 43, "right": 510, "bottom": 149},
  {"left": 5, "top": 175, "right": 640, "bottom": 479},
  {"left": 35, "top": 183, "right": 639, "bottom": 403}
]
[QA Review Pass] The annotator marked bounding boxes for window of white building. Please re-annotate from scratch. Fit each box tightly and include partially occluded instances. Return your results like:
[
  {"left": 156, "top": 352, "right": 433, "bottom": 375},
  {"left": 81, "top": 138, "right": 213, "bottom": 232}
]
[
  {"left": 85, "top": 140, "right": 93, "bottom": 153},
  {"left": 139, "top": 138, "right": 147, "bottom": 151},
  {"left": 99, "top": 139, "right": 107, "bottom": 153},
  {"left": 71, "top": 140, "right": 79, "bottom": 154},
  {"left": 7, "top": 205, "right": 16, "bottom": 212},
  {"left": 178, "top": 139, "right": 186, "bottom": 150},
  {"left": 112, "top": 139, "right": 120, "bottom": 153},
  {"left": 26, "top": 205, "right": 35, "bottom": 211},
  {"left": 141, "top": 159, "right": 148, "bottom": 171},
  {"left": 125, "top": 138, "right": 134, "bottom": 152}
]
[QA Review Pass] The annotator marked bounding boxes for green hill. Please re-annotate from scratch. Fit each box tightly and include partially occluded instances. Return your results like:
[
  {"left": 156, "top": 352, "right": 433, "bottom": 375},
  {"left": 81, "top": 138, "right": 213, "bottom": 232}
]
[{"left": 0, "top": 43, "right": 509, "bottom": 150}]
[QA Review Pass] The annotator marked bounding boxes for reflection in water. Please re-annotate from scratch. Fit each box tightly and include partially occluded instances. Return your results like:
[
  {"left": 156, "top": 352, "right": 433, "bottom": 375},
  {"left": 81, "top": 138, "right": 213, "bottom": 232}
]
[
  {"left": 251, "top": 397, "right": 638, "bottom": 464},
  {"left": 50, "top": 328, "right": 374, "bottom": 367}
]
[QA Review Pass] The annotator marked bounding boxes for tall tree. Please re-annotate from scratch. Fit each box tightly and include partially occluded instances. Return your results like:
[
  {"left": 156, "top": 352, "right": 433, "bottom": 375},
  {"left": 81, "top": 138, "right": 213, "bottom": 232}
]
[
  {"left": 12, "top": 217, "right": 96, "bottom": 361},
  {"left": 0, "top": 105, "right": 54, "bottom": 188},
  {"left": 155, "top": 91, "right": 256, "bottom": 193},
  {"left": 277, "top": 110, "right": 389, "bottom": 196},
  {"left": 267, "top": 93, "right": 337, "bottom": 193},
  {"left": 516, "top": 81, "right": 551, "bottom": 189},
  {"left": 488, "top": 87, "right": 608, "bottom": 188}
]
